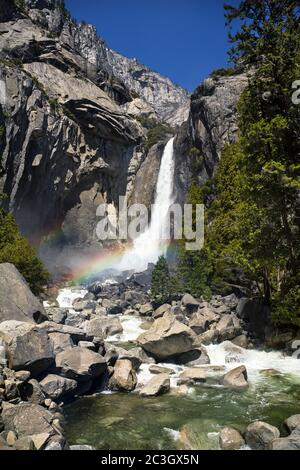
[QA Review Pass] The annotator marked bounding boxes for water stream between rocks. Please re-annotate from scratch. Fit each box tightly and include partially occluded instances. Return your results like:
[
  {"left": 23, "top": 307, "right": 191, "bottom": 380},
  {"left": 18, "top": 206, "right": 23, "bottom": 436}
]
[{"left": 59, "top": 288, "right": 300, "bottom": 450}]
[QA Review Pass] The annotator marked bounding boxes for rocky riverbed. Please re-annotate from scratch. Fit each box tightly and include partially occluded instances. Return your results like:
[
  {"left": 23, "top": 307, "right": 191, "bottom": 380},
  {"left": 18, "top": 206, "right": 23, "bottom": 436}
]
[{"left": 0, "top": 262, "right": 300, "bottom": 450}]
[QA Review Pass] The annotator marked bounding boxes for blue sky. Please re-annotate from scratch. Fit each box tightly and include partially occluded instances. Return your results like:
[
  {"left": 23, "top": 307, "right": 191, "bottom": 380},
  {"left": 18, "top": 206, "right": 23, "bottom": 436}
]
[{"left": 65, "top": 0, "right": 239, "bottom": 92}]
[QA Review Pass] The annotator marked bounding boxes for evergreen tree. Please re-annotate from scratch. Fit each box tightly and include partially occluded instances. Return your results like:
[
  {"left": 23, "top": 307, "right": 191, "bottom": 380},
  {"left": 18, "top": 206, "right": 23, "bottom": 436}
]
[
  {"left": 0, "top": 209, "right": 49, "bottom": 294},
  {"left": 151, "top": 256, "right": 173, "bottom": 304}
]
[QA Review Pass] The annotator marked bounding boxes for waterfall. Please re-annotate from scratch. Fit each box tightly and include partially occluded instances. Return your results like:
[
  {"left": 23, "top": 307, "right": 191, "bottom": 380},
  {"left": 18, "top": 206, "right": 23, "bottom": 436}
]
[{"left": 119, "top": 137, "right": 175, "bottom": 273}]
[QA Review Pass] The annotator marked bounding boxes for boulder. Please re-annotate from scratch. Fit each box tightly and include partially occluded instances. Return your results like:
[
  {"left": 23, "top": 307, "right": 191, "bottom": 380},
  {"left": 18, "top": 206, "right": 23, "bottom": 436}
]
[
  {"left": 31, "top": 433, "right": 51, "bottom": 451},
  {"left": 222, "top": 365, "right": 249, "bottom": 391},
  {"left": 107, "top": 305, "right": 123, "bottom": 315},
  {"left": 1, "top": 402, "right": 55, "bottom": 437},
  {"left": 175, "top": 347, "right": 210, "bottom": 366},
  {"left": 140, "top": 373, "right": 170, "bottom": 397},
  {"left": 48, "top": 332, "right": 74, "bottom": 355},
  {"left": 0, "top": 264, "right": 47, "bottom": 324},
  {"left": 153, "top": 304, "right": 171, "bottom": 319},
  {"left": 65, "top": 311, "right": 89, "bottom": 328},
  {"left": 284, "top": 415, "right": 300, "bottom": 433},
  {"left": 189, "top": 308, "right": 219, "bottom": 334},
  {"left": 39, "top": 322, "right": 93, "bottom": 343},
  {"left": 104, "top": 344, "right": 142, "bottom": 371},
  {"left": 109, "top": 359, "right": 137, "bottom": 392},
  {"left": 219, "top": 427, "right": 245, "bottom": 450},
  {"left": 46, "top": 308, "right": 67, "bottom": 325},
  {"left": 0, "top": 321, "right": 54, "bottom": 376},
  {"left": 181, "top": 294, "right": 200, "bottom": 313},
  {"left": 149, "top": 365, "right": 174, "bottom": 375},
  {"left": 14, "top": 436, "right": 35, "bottom": 450},
  {"left": 139, "top": 303, "right": 153, "bottom": 317},
  {"left": 216, "top": 314, "right": 242, "bottom": 341},
  {"left": 232, "top": 335, "right": 249, "bottom": 349},
  {"left": 19, "top": 379, "right": 45, "bottom": 405},
  {"left": 86, "top": 317, "right": 122, "bottom": 338},
  {"left": 178, "top": 368, "right": 207, "bottom": 385},
  {"left": 129, "top": 347, "right": 155, "bottom": 365},
  {"left": 272, "top": 428, "right": 300, "bottom": 450},
  {"left": 55, "top": 347, "right": 106, "bottom": 381},
  {"left": 40, "top": 374, "right": 77, "bottom": 401},
  {"left": 198, "top": 327, "right": 219, "bottom": 345},
  {"left": 72, "top": 299, "right": 96, "bottom": 313},
  {"left": 245, "top": 421, "right": 280, "bottom": 450},
  {"left": 137, "top": 312, "right": 199, "bottom": 361}
]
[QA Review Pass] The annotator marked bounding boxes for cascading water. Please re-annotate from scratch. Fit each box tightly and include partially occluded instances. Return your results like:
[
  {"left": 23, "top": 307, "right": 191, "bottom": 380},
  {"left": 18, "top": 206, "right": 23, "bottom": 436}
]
[{"left": 119, "top": 137, "right": 175, "bottom": 273}]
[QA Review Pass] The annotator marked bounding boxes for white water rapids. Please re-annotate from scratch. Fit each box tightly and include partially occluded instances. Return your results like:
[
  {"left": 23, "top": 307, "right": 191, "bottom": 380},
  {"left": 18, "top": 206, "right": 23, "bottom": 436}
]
[
  {"left": 119, "top": 137, "right": 175, "bottom": 273},
  {"left": 57, "top": 288, "right": 300, "bottom": 392}
]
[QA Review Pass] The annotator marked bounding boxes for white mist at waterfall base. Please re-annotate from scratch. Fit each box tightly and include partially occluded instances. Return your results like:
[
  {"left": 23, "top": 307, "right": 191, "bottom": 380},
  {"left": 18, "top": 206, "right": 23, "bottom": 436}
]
[{"left": 118, "top": 137, "right": 175, "bottom": 273}]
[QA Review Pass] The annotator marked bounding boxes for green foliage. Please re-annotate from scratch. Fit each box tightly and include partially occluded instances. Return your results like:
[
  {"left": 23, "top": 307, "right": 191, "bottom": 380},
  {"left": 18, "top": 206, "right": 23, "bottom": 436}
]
[
  {"left": 0, "top": 209, "right": 49, "bottom": 294},
  {"left": 177, "top": 1, "right": 300, "bottom": 327},
  {"left": 151, "top": 256, "right": 174, "bottom": 304},
  {"left": 145, "top": 123, "right": 173, "bottom": 152},
  {"left": 0, "top": 58, "right": 23, "bottom": 69},
  {"left": 272, "top": 277, "right": 300, "bottom": 328},
  {"left": 49, "top": 97, "right": 59, "bottom": 112},
  {"left": 209, "top": 67, "right": 238, "bottom": 79},
  {"left": 14, "top": 0, "right": 26, "bottom": 11},
  {"left": 0, "top": 125, "right": 5, "bottom": 137},
  {"left": 190, "top": 147, "right": 204, "bottom": 176}
]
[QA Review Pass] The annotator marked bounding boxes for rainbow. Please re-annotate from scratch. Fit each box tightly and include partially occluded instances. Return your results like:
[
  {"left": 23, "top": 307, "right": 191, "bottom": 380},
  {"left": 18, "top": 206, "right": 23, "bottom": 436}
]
[{"left": 68, "top": 239, "right": 178, "bottom": 284}]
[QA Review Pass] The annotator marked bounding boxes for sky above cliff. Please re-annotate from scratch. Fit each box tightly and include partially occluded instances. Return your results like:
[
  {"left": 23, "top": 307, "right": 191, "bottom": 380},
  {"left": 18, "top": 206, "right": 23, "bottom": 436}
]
[{"left": 65, "top": 0, "right": 239, "bottom": 92}]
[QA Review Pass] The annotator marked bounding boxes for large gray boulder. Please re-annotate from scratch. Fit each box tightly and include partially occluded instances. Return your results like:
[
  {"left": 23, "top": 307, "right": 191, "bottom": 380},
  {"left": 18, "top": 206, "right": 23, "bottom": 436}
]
[
  {"left": 104, "top": 344, "right": 142, "bottom": 371},
  {"left": 272, "top": 427, "right": 300, "bottom": 450},
  {"left": 245, "top": 421, "right": 280, "bottom": 450},
  {"left": 181, "top": 294, "right": 200, "bottom": 313},
  {"left": 175, "top": 348, "right": 210, "bottom": 366},
  {"left": 109, "top": 359, "right": 137, "bottom": 392},
  {"left": 0, "top": 321, "right": 54, "bottom": 376},
  {"left": 284, "top": 415, "right": 300, "bottom": 433},
  {"left": 55, "top": 347, "right": 106, "bottom": 381},
  {"left": 222, "top": 365, "right": 249, "bottom": 391},
  {"left": 83, "top": 317, "right": 122, "bottom": 339},
  {"left": 40, "top": 374, "right": 77, "bottom": 400},
  {"left": 189, "top": 307, "right": 219, "bottom": 334},
  {"left": 0, "top": 264, "right": 47, "bottom": 324},
  {"left": 140, "top": 373, "right": 170, "bottom": 397},
  {"left": 216, "top": 314, "right": 242, "bottom": 342},
  {"left": 1, "top": 402, "right": 55, "bottom": 438},
  {"left": 219, "top": 427, "right": 245, "bottom": 450},
  {"left": 137, "top": 312, "right": 199, "bottom": 361}
]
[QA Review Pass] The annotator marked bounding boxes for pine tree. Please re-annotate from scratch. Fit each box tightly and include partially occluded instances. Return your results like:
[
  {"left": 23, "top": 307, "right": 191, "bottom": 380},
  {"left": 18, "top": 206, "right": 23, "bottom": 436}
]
[{"left": 151, "top": 256, "right": 172, "bottom": 304}]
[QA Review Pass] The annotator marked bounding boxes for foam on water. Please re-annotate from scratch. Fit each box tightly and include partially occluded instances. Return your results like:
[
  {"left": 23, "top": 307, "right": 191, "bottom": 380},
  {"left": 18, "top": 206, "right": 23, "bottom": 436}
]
[
  {"left": 106, "top": 315, "right": 144, "bottom": 343},
  {"left": 206, "top": 342, "right": 300, "bottom": 383},
  {"left": 57, "top": 288, "right": 87, "bottom": 309}
]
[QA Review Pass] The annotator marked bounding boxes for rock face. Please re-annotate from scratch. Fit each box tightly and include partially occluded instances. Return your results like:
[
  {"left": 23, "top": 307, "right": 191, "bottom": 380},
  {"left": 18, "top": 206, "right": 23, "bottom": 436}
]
[
  {"left": 140, "top": 374, "right": 170, "bottom": 397},
  {"left": 174, "top": 73, "right": 249, "bottom": 204},
  {"left": 55, "top": 347, "right": 106, "bottom": 381},
  {"left": 0, "top": 321, "right": 54, "bottom": 376},
  {"left": 137, "top": 313, "right": 199, "bottom": 361},
  {"left": 0, "top": 0, "right": 189, "bottom": 275},
  {"left": 0, "top": 264, "right": 47, "bottom": 324}
]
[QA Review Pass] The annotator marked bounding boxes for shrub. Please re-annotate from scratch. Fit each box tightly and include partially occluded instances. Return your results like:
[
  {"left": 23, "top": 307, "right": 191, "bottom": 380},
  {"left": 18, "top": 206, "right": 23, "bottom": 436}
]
[{"left": 0, "top": 210, "right": 49, "bottom": 294}]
